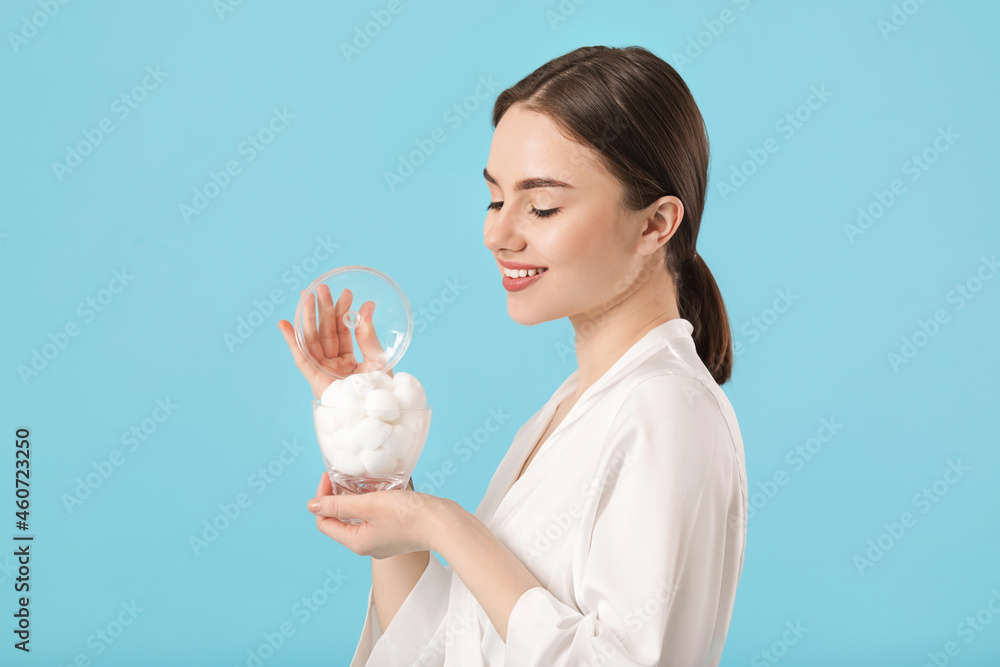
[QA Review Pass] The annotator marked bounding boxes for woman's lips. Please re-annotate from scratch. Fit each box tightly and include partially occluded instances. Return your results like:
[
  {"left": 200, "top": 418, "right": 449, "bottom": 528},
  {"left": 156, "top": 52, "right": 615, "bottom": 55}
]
[{"left": 502, "top": 270, "right": 546, "bottom": 292}]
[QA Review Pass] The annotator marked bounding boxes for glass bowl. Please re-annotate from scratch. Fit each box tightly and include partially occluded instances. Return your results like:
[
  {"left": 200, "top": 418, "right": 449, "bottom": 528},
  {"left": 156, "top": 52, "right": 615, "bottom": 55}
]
[
  {"left": 313, "top": 398, "right": 432, "bottom": 524},
  {"left": 294, "top": 266, "right": 428, "bottom": 522}
]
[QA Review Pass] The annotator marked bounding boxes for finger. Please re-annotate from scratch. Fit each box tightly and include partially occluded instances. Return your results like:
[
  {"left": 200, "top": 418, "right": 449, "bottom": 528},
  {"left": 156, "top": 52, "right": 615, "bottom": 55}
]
[
  {"left": 317, "top": 284, "right": 340, "bottom": 360},
  {"left": 315, "top": 471, "right": 333, "bottom": 497},
  {"left": 301, "top": 291, "right": 326, "bottom": 363},
  {"left": 308, "top": 492, "right": 370, "bottom": 522},
  {"left": 277, "top": 319, "right": 315, "bottom": 377},
  {"left": 355, "top": 301, "right": 389, "bottom": 369},
  {"left": 335, "top": 288, "right": 355, "bottom": 361},
  {"left": 315, "top": 514, "right": 361, "bottom": 545}
]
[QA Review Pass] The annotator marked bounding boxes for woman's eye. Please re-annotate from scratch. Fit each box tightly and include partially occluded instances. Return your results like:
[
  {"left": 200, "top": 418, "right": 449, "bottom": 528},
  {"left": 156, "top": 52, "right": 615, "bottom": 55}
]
[
  {"left": 485, "top": 201, "right": 560, "bottom": 218},
  {"left": 530, "top": 206, "right": 560, "bottom": 218}
]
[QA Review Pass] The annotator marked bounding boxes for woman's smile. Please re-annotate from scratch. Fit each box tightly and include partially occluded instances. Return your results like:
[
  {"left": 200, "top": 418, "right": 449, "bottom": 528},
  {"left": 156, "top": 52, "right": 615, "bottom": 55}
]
[
  {"left": 496, "top": 258, "right": 549, "bottom": 292},
  {"left": 501, "top": 268, "right": 548, "bottom": 292}
]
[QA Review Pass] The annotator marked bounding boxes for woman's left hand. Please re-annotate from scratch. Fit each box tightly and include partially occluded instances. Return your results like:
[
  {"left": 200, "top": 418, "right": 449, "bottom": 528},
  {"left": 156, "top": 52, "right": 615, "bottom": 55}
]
[{"left": 307, "top": 472, "right": 449, "bottom": 559}]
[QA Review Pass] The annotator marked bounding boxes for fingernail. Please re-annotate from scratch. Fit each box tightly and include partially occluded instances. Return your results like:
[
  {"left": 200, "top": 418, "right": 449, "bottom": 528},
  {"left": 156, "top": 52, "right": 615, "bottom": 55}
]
[{"left": 307, "top": 499, "right": 321, "bottom": 512}]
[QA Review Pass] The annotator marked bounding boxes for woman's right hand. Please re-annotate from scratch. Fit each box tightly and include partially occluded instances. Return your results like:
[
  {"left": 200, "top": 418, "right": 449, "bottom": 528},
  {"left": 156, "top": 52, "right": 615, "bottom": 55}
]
[{"left": 277, "top": 285, "right": 392, "bottom": 400}]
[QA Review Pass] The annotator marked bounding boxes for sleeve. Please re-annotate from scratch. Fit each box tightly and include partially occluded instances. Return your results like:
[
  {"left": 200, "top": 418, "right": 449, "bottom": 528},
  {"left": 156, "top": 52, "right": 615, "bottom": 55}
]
[
  {"left": 503, "top": 373, "right": 744, "bottom": 667},
  {"left": 350, "top": 553, "right": 454, "bottom": 666}
]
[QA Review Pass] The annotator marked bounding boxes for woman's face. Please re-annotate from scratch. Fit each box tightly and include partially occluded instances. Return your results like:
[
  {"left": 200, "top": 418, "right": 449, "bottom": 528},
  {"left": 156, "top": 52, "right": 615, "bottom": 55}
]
[{"left": 483, "top": 104, "right": 681, "bottom": 327}]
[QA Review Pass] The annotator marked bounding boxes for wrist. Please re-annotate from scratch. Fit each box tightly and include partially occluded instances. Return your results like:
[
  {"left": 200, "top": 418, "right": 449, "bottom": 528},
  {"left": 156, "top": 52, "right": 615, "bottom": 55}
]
[{"left": 422, "top": 495, "right": 465, "bottom": 554}]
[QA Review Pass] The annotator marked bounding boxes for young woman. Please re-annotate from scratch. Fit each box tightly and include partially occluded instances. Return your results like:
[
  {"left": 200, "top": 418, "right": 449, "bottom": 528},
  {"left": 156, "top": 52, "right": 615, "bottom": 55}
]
[{"left": 278, "top": 44, "right": 748, "bottom": 667}]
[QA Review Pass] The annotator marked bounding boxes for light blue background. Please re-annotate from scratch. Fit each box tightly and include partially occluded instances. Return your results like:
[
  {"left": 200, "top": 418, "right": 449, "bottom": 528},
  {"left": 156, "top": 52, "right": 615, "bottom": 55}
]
[{"left": 2, "top": 0, "right": 998, "bottom": 665}]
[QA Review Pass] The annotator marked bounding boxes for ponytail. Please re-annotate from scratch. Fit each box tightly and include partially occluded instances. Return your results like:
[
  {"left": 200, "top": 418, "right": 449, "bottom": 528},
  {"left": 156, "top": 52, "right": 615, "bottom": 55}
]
[{"left": 677, "top": 254, "right": 733, "bottom": 385}]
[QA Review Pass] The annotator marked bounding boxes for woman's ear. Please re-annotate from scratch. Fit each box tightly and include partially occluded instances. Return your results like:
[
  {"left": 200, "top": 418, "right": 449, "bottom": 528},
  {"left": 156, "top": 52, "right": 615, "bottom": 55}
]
[{"left": 637, "top": 195, "right": 683, "bottom": 256}]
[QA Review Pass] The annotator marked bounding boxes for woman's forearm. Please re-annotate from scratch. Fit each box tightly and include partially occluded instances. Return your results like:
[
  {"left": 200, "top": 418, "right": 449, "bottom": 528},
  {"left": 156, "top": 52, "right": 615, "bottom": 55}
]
[
  {"left": 370, "top": 477, "right": 428, "bottom": 632},
  {"left": 430, "top": 500, "right": 543, "bottom": 642},
  {"left": 371, "top": 549, "right": 430, "bottom": 632}
]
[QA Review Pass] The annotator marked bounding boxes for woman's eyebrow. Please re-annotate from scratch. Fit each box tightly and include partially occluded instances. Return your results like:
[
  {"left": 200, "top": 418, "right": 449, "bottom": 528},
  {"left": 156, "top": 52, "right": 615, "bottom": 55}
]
[{"left": 483, "top": 168, "right": 574, "bottom": 191}]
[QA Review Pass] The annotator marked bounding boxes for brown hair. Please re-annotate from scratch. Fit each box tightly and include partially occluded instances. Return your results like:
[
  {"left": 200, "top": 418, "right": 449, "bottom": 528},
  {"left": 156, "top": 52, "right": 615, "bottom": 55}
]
[{"left": 491, "top": 45, "right": 734, "bottom": 385}]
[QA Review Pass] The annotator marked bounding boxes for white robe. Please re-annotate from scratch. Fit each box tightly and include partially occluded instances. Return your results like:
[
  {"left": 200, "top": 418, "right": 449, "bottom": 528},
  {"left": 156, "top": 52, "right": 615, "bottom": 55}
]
[{"left": 350, "top": 318, "right": 748, "bottom": 666}]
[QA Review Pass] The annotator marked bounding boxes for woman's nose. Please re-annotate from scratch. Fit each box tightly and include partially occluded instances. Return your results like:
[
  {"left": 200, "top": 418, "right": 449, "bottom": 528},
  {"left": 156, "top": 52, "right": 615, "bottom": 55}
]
[{"left": 484, "top": 206, "right": 523, "bottom": 253}]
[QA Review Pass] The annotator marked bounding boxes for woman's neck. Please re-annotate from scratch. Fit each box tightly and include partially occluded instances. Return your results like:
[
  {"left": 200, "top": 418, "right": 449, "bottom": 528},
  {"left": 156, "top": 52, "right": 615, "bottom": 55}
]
[{"left": 567, "top": 266, "right": 680, "bottom": 400}]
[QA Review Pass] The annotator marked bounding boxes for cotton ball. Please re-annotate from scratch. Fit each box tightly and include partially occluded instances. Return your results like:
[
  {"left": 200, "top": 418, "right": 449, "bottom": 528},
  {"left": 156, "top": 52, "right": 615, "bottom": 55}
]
[
  {"left": 399, "top": 441, "right": 422, "bottom": 471},
  {"left": 392, "top": 371, "right": 423, "bottom": 391},
  {"left": 320, "top": 380, "right": 350, "bottom": 407},
  {"left": 393, "top": 382, "right": 426, "bottom": 411},
  {"left": 352, "top": 417, "right": 392, "bottom": 451},
  {"left": 316, "top": 430, "right": 340, "bottom": 464},
  {"left": 331, "top": 450, "right": 366, "bottom": 476},
  {"left": 383, "top": 423, "right": 415, "bottom": 460},
  {"left": 365, "top": 389, "right": 400, "bottom": 422},
  {"left": 397, "top": 410, "right": 428, "bottom": 435},
  {"left": 343, "top": 372, "right": 378, "bottom": 397},
  {"left": 331, "top": 427, "right": 361, "bottom": 454},
  {"left": 360, "top": 449, "right": 399, "bottom": 477},
  {"left": 392, "top": 371, "right": 422, "bottom": 389},
  {"left": 373, "top": 372, "right": 394, "bottom": 391},
  {"left": 326, "top": 396, "right": 366, "bottom": 431},
  {"left": 313, "top": 407, "right": 341, "bottom": 443},
  {"left": 337, "top": 407, "right": 366, "bottom": 430}
]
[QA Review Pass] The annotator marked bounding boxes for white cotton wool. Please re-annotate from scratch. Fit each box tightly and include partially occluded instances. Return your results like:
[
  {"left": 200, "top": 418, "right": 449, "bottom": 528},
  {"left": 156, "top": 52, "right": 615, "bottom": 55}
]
[
  {"left": 320, "top": 383, "right": 366, "bottom": 427},
  {"left": 365, "top": 389, "right": 400, "bottom": 422},
  {"left": 317, "top": 432, "right": 339, "bottom": 464},
  {"left": 313, "top": 407, "right": 341, "bottom": 443},
  {"left": 320, "top": 381, "right": 345, "bottom": 406},
  {"left": 373, "top": 371, "right": 394, "bottom": 391},
  {"left": 382, "top": 423, "right": 415, "bottom": 460},
  {"left": 331, "top": 427, "right": 361, "bottom": 454},
  {"left": 392, "top": 371, "right": 422, "bottom": 392},
  {"left": 352, "top": 416, "right": 392, "bottom": 451},
  {"left": 392, "top": 371, "right": 420, "bottom": 386},
  {"left": 318, "top": 370, "right": 428, "bottom": 478},
  {"left": 396, "top": 410, "right": 427, "bottom": 435},
  {"left": 331, "top": 449, "right": 367, "bottom": 476},
  {"left": 343, "top": 372, "right": 378, "bottom": 396},
  {"left": 393, "top": 381, "right": 427, "bottom": 411},
  {"left": 360, "top": 449, "right": 398, "bottom": 477},
  {"left": 398, "top": 444, "right": 420, "bottom": 472}
]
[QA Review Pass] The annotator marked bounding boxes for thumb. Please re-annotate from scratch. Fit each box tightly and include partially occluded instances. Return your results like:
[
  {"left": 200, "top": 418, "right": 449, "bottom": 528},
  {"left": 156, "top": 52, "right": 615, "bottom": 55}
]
[{"left": 308, "top": 491, "right": 369, "bottom": 521}]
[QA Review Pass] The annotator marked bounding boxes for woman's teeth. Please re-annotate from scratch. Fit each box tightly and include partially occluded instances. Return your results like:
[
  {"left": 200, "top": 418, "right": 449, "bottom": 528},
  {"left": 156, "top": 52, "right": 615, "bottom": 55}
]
[{"left": 503, "top": 267, "right": 548, "bottom": 278}]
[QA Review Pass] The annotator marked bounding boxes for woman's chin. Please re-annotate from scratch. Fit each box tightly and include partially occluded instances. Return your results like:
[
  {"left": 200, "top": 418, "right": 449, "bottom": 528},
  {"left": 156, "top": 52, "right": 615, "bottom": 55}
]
[{"left": 507, "top": 302, "right": 559, "bottom": 327}]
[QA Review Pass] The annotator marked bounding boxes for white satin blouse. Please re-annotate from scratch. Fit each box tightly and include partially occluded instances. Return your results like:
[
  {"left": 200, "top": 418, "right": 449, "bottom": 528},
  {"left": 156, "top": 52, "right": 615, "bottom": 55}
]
[{"left": 349, "top": 317, "right": 748, "bottom": 666}]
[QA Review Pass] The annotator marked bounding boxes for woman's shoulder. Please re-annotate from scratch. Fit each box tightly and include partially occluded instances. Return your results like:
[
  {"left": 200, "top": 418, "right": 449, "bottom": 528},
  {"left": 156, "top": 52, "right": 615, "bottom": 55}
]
[
  {"left": 615, "top": 353, "right": 727, "bottom": 420},
  {"left": 611, "top": 369, "right": 726, "bottom": 434},
  {"left": 603, "top": 359, "right": 744, "bottom": 468}
]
